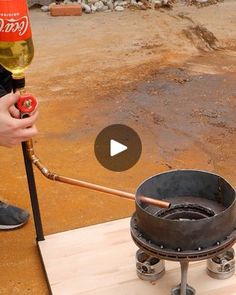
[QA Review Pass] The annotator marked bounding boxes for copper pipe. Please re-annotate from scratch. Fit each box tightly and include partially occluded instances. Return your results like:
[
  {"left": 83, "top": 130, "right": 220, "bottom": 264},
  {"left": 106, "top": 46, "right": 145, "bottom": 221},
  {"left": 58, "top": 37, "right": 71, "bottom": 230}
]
[{"left": 26, "top": 139, "right": 171, "bottom": 209}]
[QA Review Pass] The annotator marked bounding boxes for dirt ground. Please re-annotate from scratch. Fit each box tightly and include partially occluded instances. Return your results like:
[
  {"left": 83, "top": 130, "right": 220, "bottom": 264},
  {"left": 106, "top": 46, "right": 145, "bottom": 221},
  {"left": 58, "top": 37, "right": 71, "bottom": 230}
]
[{"left": 0, "top": 1, "right": 235, "bottom": 294}]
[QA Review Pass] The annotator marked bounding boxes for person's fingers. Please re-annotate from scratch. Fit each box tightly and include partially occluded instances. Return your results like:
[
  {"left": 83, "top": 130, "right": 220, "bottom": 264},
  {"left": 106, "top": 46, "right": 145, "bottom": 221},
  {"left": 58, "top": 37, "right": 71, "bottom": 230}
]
[
  {"left": 0, "top": 92, "right": 19, "bottom": 109},
  {"left": 9, "top": 105, "right": 20, "bottom": 118},
  {"left": 18, "top": 125, "right": 38, "bottom": 139},
  {"left": 0, "top": 125, "right": 38, "bottom": 147},
  {"left": 16, "top": 111, "right": 39, "bottom": 128}
]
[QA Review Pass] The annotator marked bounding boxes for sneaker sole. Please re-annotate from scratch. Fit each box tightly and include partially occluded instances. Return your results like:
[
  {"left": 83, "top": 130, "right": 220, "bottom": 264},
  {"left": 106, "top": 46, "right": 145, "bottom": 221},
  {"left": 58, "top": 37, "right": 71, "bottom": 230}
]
[{"left": 0, "top": 221, "right": 28, "bottom": 230}]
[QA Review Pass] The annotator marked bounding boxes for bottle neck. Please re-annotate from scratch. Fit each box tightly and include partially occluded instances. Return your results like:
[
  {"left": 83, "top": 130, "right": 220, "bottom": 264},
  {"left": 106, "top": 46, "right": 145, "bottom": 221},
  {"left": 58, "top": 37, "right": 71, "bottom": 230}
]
[
  {"left": 12, "top": 72, "right": 25, "bottom": 80},
  {"left": 12, "top": 76, "right": 25, "bottom": 94}
]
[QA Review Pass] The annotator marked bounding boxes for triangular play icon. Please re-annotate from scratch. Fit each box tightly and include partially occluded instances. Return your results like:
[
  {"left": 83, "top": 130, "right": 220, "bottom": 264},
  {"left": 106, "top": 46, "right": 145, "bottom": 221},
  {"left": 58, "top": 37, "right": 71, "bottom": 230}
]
[{"left": 110, "top": 139, "right": 128, "bottom": 157}]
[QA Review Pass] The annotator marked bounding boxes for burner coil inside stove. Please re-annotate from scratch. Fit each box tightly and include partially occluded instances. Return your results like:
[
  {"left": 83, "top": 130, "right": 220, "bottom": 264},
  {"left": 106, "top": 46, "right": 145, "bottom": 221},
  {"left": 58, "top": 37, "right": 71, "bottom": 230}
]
[{"left": 156, "top": 204, "right": 215, "bottom": 220}]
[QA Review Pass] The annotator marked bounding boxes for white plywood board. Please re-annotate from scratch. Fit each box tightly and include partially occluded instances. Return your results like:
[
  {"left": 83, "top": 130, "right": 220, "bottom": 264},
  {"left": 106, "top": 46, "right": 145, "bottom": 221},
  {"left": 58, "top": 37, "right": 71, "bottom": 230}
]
[{"left": 38, "top": 218, "right": 236, "bottom": 295}]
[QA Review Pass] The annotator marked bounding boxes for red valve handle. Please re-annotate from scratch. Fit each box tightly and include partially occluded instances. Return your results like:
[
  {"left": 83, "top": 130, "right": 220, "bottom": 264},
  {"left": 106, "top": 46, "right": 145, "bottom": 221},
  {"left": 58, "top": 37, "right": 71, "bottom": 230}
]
[{"left": 16, "top": 94, "right": 38, "bottom": 117}]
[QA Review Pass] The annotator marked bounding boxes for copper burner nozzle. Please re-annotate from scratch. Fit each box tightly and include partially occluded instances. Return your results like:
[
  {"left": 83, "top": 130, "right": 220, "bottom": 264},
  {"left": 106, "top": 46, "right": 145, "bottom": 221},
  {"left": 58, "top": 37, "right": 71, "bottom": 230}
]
[{"left": 139, "top": 196, "right": 171, "bottom": 209}]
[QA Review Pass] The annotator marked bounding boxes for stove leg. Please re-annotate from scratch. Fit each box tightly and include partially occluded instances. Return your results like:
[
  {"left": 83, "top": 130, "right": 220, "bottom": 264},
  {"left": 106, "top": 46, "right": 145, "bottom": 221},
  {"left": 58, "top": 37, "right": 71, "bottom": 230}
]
[
  {"left": 135, "top": 249, "right": 165, "bottom": 282},
  {"left": 207, "top": 248, "right": 235, "bottom": 280},
  {"left": 171, "top": 261, "right": 195, "bottom": 295},
  {"left": 180, "top": 261, "right": 188, "bottom": 295}
]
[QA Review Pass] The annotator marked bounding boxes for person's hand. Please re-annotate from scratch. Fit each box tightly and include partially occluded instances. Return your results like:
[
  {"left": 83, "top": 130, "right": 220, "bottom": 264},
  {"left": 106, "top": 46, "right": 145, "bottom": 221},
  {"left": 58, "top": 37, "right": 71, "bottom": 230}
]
[{"left": 0, "top": 92, "right": 38, "bottom": 148}]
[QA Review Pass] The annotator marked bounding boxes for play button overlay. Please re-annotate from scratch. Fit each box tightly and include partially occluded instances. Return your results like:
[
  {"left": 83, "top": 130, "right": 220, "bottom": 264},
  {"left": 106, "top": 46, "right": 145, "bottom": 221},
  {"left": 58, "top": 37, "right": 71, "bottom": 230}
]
[
  {"left": 94, "top": 124, "right": 142, "bottom": 172},
  {"left": 110, "top": 140, "right": 127, "bottom": 157}
]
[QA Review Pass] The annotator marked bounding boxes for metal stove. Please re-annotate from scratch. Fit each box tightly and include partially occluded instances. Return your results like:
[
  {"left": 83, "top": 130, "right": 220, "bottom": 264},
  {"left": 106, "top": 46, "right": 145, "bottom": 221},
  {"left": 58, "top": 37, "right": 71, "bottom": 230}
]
[{"left": 130, "top": 170, "right": 236, "bottom": 294}]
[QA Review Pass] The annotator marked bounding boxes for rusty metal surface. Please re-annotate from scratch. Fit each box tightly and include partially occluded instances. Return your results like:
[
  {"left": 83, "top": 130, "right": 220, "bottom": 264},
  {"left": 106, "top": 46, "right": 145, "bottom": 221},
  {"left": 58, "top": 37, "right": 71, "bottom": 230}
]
[{"left": 131, "top": 216, "right": 236, "bottom": 261}]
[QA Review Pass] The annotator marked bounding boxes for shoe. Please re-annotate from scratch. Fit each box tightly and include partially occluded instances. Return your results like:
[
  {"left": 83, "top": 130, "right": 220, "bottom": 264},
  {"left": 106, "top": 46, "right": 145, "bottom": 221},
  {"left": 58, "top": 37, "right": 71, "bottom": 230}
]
[{"left": 0, "top": 201, "right": 29, "bottom": 229}]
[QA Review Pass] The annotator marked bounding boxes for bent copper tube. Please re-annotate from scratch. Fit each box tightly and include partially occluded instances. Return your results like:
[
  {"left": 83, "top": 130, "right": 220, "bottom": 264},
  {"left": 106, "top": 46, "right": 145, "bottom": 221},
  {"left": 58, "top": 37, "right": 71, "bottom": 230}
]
[{"left": 26, "top": 139, "right": 171, "bottom": 209}]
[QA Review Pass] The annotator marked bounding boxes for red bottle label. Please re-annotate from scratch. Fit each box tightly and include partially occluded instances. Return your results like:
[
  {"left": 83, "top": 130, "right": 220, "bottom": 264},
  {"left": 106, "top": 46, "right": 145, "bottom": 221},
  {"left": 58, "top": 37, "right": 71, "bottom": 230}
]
[{"left": 0, "top": 0, "right": 32, "bottom": 42}]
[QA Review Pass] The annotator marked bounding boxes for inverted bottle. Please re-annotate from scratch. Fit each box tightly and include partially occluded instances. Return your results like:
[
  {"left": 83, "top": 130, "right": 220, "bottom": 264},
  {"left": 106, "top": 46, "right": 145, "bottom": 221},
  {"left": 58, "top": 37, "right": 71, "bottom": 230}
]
[{"left": 0, "top": 0, "right": 34, "bottom": 81}]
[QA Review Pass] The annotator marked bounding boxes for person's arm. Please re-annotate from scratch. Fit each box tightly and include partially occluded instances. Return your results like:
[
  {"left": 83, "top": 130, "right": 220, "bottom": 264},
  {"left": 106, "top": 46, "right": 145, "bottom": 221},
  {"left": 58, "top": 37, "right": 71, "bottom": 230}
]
[{"left": 0, "top": 92, "right": 38, "bottom": 148}]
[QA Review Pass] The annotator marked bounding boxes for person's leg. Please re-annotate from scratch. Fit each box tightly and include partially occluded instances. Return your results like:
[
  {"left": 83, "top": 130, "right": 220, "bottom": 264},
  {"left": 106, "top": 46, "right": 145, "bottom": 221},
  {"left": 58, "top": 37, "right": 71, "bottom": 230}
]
[
  {"left": 0, "top": 201, "right": 29, "bottom": 229},
  {"left": 0, "top": 66, "right": 30, "bottom": 230}
]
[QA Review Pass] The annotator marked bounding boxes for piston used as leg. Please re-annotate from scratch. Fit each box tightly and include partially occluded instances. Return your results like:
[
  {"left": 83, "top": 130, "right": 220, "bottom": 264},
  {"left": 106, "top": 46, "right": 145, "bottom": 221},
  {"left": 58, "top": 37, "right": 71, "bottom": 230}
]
[
  {"left": 207, "top": 248, "right": 235, "bottom": 280},
  {"left": 136, "top": 249, "right": 165, "bottom": 282}
]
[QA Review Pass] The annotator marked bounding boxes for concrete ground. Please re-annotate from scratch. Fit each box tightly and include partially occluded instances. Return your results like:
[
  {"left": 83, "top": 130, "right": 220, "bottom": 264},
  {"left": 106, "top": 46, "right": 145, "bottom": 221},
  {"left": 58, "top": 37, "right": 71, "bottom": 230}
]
[{"left": 0, "top": 1, "right": 235, "bottom": 294}]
